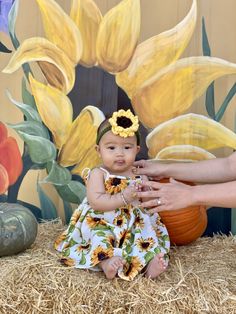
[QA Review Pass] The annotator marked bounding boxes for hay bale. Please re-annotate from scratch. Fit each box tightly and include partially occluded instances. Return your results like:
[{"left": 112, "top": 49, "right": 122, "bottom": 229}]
[{"left": 0, "top": 220, "right": 235, "bottom": 314}]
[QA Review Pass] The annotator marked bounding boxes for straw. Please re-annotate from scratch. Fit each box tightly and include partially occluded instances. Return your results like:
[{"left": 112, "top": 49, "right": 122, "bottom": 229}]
[{"left": 0, "top": 220, "right": 235, "bottom": 314}]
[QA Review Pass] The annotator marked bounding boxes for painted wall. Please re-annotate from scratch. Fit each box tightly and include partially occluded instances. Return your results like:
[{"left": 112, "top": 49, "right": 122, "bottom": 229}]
[{"left": 1, "top": 0, "right": 236, "bottom": 220}]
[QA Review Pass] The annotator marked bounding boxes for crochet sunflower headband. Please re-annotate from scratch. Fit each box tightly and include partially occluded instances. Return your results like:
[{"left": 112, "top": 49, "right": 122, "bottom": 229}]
[{"left": 96, "top": 109, "right": 140, "bottom": 145}]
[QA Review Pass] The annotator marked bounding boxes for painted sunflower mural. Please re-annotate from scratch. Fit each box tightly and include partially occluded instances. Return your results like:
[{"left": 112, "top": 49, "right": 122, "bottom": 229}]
[
  {"left": 1, "top": 0, "right": 236, "bottom": 235},
  {"left": 0, "top": 122, "right": 22, "bottom": 194}
]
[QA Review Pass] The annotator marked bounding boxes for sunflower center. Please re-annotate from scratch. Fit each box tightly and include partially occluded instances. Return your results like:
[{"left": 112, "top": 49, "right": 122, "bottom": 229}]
[
  {"left": 112, "top": 178, "right": 122, "bottom": 186},
  {"left": 141, "top": 242, "right": 150, "bottom": 249},
  {"left": 93, "top": 217, "right": 101, "bottom": 222},
  {"left": 116, "top": 116, "right": 132, "bottom": 128},
  {"left": 117, "top": 219, "right": 123, "bottom": 226},
  {"left": 97, "top": 252, "right": 108, "bottom": 261},
  {"left": 81, "top": 244, "right": 90, "bottom": 249}
]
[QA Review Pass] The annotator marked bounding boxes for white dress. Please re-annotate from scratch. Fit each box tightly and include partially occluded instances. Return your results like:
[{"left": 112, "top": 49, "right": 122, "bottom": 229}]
[{"left": 55, "top": 168, "right": 170, "bottom": 281}]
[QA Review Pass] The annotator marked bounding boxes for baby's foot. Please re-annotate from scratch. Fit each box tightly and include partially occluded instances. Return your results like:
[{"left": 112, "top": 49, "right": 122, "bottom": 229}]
[
  {"left": 145, "top": 253, "right": 168, "bottom": 279},
  {"left": 100, "top": 256, "right": 125, "bottom": 279}
]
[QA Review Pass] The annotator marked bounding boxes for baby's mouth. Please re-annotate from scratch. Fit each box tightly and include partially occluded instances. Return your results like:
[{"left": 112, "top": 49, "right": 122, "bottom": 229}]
[{"left": 115, "top": 160, "right": 125, "bottom": 165}]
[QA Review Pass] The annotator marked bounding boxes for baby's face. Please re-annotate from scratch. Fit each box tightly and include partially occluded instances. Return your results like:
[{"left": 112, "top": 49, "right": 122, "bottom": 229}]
[{"left": 96, "top": 131, "right": 140, "bottom": 175}]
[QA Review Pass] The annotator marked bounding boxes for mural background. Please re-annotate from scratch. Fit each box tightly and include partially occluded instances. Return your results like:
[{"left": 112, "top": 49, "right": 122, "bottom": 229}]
[{"left": 0, "top": 0, "right": 236, "bottom": 231}]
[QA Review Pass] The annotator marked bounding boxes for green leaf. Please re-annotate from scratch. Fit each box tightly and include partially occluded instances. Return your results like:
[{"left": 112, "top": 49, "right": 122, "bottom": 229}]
[
  {"left": 205, "top": 82, "right": 215, "bottom": 119},
  {"left": 41, "top": 161, "right": 72, "bottom": 186},
  {"left": 69, "top": 239, "right": 78, "bottom": 247},
  {"left": 0, "top": 41, "right": 12, "bottom": 53},
  {"left": 154, "top": 247, "right": 161, "bottom": 254},
  {"left": 8, "top": 0, "right": 20, "bottom": 49},
  {"left": 162, "top": 234, "right": 170, "bottom": 242},
  {"left": 63, "top": 200, "right": 74, "bottom": 224},
  {"left": 18, "top": 132, "right": 57, "bottom": 164},
  {"left": 56, "top": 181, "right": 86, "bottom": 204},
  {"left": 129, "top": 233, "right": 135, "bottom": 244},
  {"left": 216, "top": 83, "right": 236, "bottom": 122},
  {"left": 202, "top": 17, "right": 211, "bottom": 57},
  {"left": 144, "top": 251, "right": 155, "bottom": 264},
  {"left": 37, "top": 182, "right": 58, "bottom": 220},
  {"left": 69, "top": 181, "right": 86, "bottom": 203},
  {"left": 7, "top": 120, "right": 50, "bottom": 139},
  {"left": 79, "top": 252, "right": 86, "bottom": 265},
  {"left": 31, "top": 163, "right": 47, "bottom": 170},
  {"left": 6, "top": 90, "right": 41, "bottom": 122},
  {"left": 68, "top": 224, "right": 75, "bottom": 234},
  {"left": 92, "top": 225, "right": 111, "bottom": 231},
  {"left": 125, "top": 244, "right": 132, "bottom": 254},
  {"left": 63, "top": 249, "right": 71, "bottom": 257},
  {"left": 22, "top": 77, "right": 37, "bottom": 109},
  {"left": 96, "top": 231, "right": 106, "bottom": 237},
  {"left": 202, "top": 17, "right": 215, "bottom": 119},
  {"left": 93, "top": 210, "right": 103, "bottom": 215}
]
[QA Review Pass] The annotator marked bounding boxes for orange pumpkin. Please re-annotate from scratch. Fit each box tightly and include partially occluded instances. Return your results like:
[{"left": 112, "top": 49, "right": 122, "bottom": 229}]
[{"left": 158, "top": 179, "right": 207, "bottom": 245}]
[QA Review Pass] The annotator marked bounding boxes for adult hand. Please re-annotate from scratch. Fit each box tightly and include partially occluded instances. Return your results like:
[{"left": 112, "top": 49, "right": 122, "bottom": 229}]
[
  {"left": 136, "top": 178, "right": 195, "bottom": 213},
  {"left": 133, "top": 159, "right": 166, "bottom": 180}
]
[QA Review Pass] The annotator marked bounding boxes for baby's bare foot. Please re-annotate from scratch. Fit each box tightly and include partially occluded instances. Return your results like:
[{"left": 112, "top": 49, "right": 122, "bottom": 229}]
[
  {"left": 145, "top": 253, "right": 168, "bottom": 279},
  {"left": 100, "top": 256, "right": 125, "bottom": 279}
]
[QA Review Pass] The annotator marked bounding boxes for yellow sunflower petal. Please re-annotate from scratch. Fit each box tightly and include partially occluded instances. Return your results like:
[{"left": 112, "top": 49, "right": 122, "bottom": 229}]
[
  {"left": 132, "top": 56, "right": 236, "bottom": 128},
  {"left": 58, "top": 106, "right": 105, "bottom": 167},
  {"left": 155, "top": 145, "right": 216, "bottom": 162},
  {"left": 116, "top": 0, "right": 197, "bottom": 98},
  {"left": 96, "top": 0, "right": 140, "bottom": 73},
  {"left": 147, "top": 113, "right": 236, "bottom": 158},
  {"left": 70, "top": 0, "right": 102, "bottom": 67},
  {"left": 36, "top": 0, "right": 82, "bottom": 64},
  {"left": 2, "top": 37, "right": 75, "bottom": 94},
  {"left": 71, "top": 145, "right": 101, "bottom": 177},
  {"left": 29, "top": 74, "right": 73, "bottom": 149}
]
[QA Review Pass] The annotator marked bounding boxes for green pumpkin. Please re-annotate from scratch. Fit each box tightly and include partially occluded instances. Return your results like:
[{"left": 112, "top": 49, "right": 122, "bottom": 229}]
[{"left": 0, "top": 203, "right": 38, "bottom": 257}]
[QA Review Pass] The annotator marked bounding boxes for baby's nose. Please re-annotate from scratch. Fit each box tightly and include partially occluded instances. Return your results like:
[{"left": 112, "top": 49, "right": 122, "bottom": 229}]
[{"left": 116, "top": 147, "right": 124, "bottom": 155}]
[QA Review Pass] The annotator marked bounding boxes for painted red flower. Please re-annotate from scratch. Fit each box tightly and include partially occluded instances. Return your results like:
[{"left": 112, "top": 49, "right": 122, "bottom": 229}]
[{"left": 0, "top": 122, "right": 23, "bottom": 194}]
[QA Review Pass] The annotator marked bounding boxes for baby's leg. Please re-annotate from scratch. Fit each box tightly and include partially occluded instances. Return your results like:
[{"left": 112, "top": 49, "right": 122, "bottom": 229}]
[
  {"left": 145, "top": 253, "right": 168, "bottom": 279},
  {"left": 100, "top": 257, "right": 125, "bottom": 279}
]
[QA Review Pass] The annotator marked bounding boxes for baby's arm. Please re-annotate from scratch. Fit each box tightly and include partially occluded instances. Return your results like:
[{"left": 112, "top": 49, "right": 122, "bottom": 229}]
[{"left": 86, "top": 168, "right": 136, "bottom": 212}]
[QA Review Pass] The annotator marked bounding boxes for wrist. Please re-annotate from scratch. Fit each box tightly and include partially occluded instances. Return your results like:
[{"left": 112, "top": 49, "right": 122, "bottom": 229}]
[
  {"left": 122, "top": 188, "right": 136, "bottom": 204},
  {"left": 191, "top": 185, "right": 204, "bottom": 206},
  {"left": 120, "top": 190, "right": 128, "bottom": 206}
]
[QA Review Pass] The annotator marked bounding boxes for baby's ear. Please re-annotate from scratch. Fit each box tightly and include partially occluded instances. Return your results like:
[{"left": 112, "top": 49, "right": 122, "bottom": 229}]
[
  {"left": 95, "top": 145, "right": 100, "bottom": 154},
  {"left": 136, "top": 146, "right": 140, "bottom": 153}
]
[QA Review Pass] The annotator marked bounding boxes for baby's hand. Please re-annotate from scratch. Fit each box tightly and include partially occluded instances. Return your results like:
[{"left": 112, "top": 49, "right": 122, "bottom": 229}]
[{"left": 122, "top": 184, "right": 139, "bottom": 204}]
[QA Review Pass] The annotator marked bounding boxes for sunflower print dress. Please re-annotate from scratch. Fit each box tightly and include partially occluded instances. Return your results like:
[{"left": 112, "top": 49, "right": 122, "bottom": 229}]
[{"left": 54, "top": 168, "right": 170, "bottom": 281}]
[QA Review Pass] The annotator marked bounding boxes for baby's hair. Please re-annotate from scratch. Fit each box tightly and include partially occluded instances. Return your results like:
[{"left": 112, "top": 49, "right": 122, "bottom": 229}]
[{"left": 96, "top": 116, "right": 110, "bottom": 137}]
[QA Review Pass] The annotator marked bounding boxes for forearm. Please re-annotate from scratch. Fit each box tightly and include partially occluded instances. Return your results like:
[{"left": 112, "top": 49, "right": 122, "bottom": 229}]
[
  {"left": 88, "top": 192, "right": 127, "bottom": 212},
  {"left": 192, "top": 181, "right": 236, "bottom": 208},
  {"left": 162, "top": 157, "right": 234, "bottom": 183}
]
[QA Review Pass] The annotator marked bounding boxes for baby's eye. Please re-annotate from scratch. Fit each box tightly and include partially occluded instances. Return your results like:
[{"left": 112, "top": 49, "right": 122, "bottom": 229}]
[
  {"left": 124, "top": 146, "right": 131, "bottom": 149},
  {"left": 108, "top": 146, "right": 115, "bottom": 150}
]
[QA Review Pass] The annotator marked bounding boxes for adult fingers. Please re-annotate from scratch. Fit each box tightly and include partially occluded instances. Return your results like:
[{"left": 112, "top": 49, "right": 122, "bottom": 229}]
[
  {"left": 136, "top": 190, "right": 161, "bottom": 199},
  {"left": 140, "top": 180, "right": 163, "bottom": 190},
  {"left": 133, "top": 160, "right": 146, "bottom": 168},
  {"left": 148, "top": 205, "right": 169, "bottom": 214},
  {"left": 140, "top": 198, "right": 162, "bottom": 208}
]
